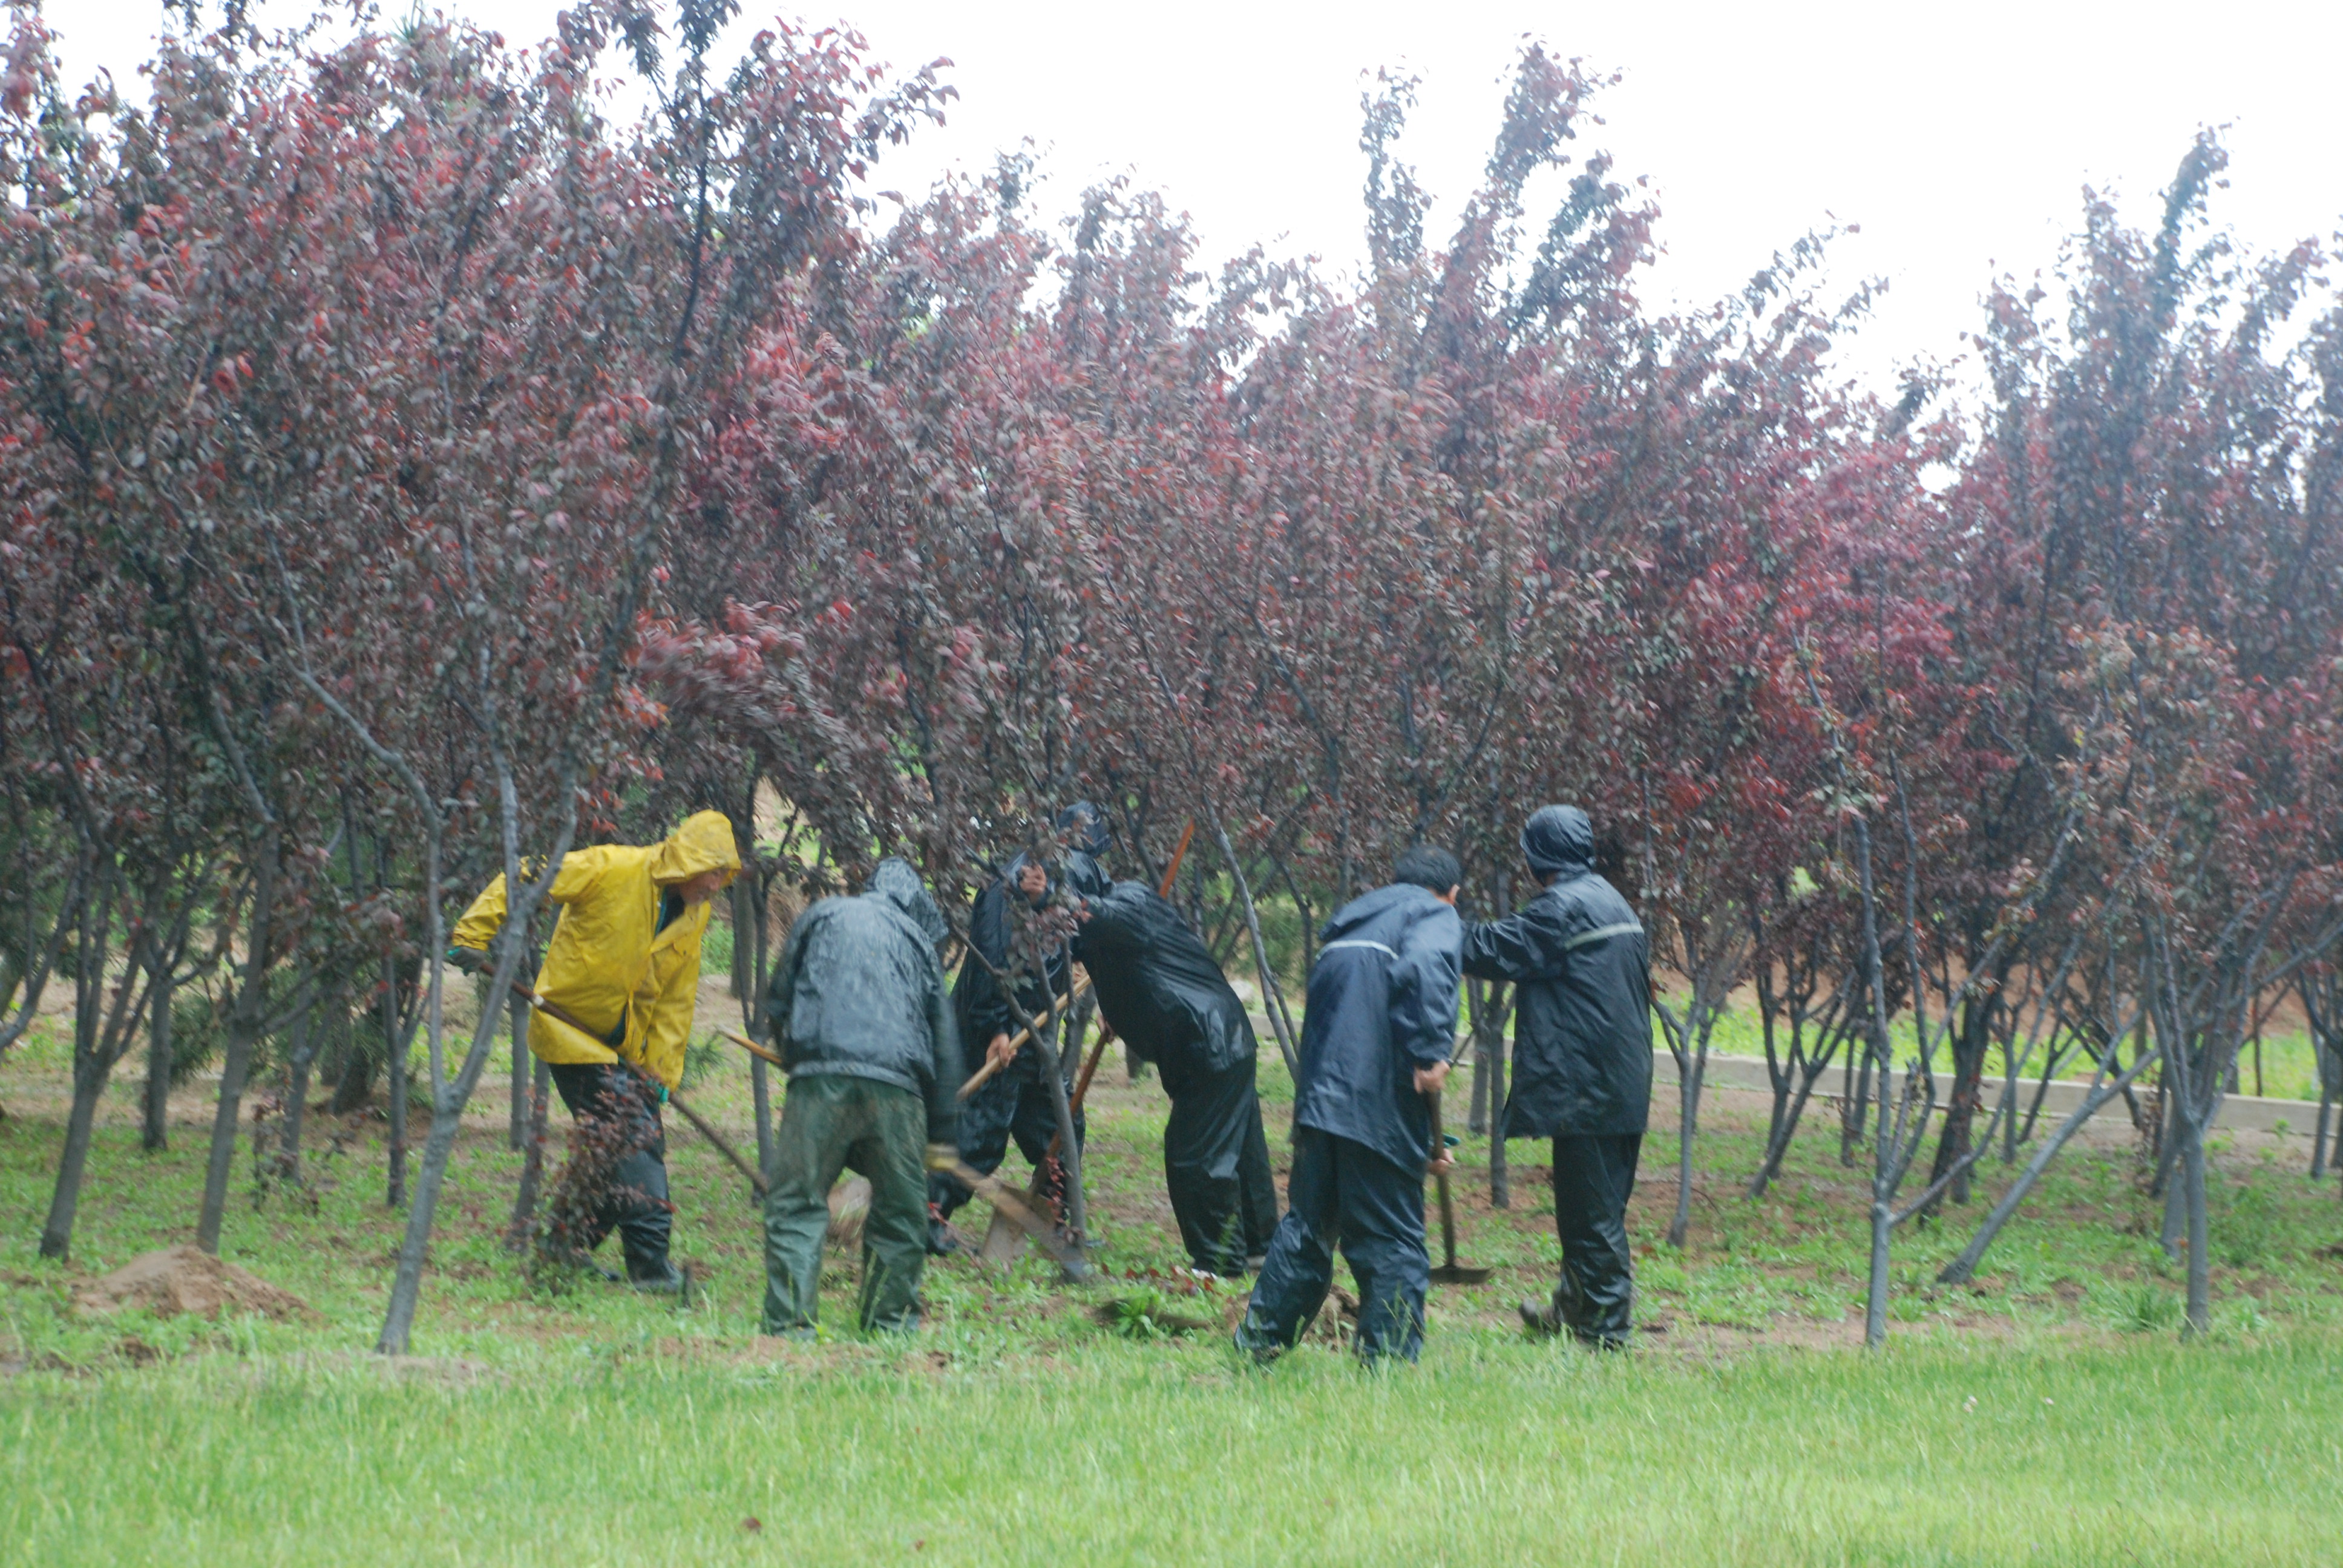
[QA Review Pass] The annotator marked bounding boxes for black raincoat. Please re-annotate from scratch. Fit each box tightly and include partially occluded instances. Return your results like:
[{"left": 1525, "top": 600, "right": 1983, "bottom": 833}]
[
  {"left": 1463, "top": 805, "right": 1652, "bottom": 1347},
  {"left": 1463, "top": 807, "right": 1653, "bottom": 1140},
  {"left": 1236, "top": 882, "right": 1461, "bottom": 1364},
  {"left": 930, "top": 855, "right": 1081, "bottom": 1226},
  {"left": 1074, "top": 880, "right": 1277, "bottom": 1271},
  {"left": 954, "top": 853, "right": 1072, "bottom": 1083}
]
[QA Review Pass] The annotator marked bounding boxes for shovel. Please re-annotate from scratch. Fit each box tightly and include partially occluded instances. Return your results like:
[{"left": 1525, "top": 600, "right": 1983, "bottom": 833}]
[{"left": 1426, "top": 1089, "right": 1492, "bottom": 1286}]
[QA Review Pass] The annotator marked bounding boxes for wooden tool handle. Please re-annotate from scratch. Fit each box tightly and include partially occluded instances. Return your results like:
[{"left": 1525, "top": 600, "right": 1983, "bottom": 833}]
[
  {"left": 955, "top": 976, "right": 1092, "bottom": 1100},
  {"left": 1429, "top": 1088, "right": 1460, "bottom": 1269},
  {"left": 508, "top": 983, "right": 765, "bottom": 1201}
]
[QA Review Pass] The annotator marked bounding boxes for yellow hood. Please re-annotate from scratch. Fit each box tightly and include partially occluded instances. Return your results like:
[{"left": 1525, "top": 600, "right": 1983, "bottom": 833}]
[{"left": 650, "top": 810, "right": 741, "bottom": 888}]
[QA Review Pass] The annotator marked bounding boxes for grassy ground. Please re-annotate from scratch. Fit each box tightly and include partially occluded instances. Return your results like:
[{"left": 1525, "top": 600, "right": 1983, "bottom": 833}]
[{"left": 3, "top": 981, "right": 2341, "bottom": 1563}]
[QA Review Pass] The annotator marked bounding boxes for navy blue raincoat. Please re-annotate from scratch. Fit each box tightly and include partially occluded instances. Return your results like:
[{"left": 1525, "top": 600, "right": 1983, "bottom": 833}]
[{"left": 1291, "top": 884, "right": 1464, "bottom": 1172}]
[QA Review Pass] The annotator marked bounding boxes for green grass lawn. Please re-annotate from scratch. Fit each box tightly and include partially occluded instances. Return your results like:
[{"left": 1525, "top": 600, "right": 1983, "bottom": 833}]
[
  {"left": 5, "top": 1334, "right": 2339, "bottom": 1565},
  {"left": 3, "top": 993, "right": 2342, "bottom": 1564}
]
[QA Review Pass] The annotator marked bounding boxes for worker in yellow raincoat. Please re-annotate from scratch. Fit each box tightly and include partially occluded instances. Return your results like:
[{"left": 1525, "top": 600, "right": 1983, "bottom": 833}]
[{"left": 450, "top": 811, "right": 740, "bottom": 1289}]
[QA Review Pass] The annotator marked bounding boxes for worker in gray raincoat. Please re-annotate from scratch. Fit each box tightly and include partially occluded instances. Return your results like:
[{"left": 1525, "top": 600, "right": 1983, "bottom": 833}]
[{"left": 762, "top": 858, "right": 962, "bottom": 1336}]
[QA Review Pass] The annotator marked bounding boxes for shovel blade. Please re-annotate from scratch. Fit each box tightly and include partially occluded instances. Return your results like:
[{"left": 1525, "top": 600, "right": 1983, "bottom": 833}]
[
  {"left": 977, "top": 1201, "right": 1024, "bottom": 1264},
  {"left": 1430, "top": 1266, "right": 1494, "bottom": 1285}
]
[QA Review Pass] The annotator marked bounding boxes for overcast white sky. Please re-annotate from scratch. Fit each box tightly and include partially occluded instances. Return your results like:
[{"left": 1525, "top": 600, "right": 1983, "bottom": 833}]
[{"left": 45, "top": 1, "right": 2343, "bottom": 397}]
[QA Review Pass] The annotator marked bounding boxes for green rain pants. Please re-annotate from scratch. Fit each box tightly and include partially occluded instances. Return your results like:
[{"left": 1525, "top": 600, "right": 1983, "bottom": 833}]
[{"left": 762, "top": 1074, "right": 930, "bottom": 1334}]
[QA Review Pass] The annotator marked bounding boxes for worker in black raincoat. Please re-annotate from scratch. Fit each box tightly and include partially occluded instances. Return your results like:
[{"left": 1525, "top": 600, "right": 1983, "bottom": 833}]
[
  {"left": 926, "top": 831, "right": 1084, "bottom": 1250},
  {"left": 1235, "top": 846, "right": 1464, "bottom": 1365},
  {"left": 1464, "top": 804, "right": 1652, "bottom": 1348},
  {"left": 762, "top": 858, "right": 961, "bottom": 1335},
  {"left": 1071, "top": 872, "right": 1279, "bottom": 1275}
]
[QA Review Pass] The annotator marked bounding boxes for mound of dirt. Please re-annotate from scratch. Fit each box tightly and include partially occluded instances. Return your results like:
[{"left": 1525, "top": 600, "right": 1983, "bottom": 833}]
[{"left": 76, "top": 1245, "right": 315, "bottom": 1322}]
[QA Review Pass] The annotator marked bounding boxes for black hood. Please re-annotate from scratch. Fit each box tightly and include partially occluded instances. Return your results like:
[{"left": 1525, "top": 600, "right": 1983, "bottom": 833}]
[
  {"left": 1056, "top": 800, "right": 1111, "bottom": 858},
  {"left": 1522, "top": 805, "right": 1594, "bottom": 878}
]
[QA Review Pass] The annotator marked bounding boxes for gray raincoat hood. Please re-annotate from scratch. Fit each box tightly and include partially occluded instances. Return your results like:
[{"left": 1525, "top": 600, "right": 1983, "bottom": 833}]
[{"left": 869, "top": 857, "right": 948, "bottom": 949}]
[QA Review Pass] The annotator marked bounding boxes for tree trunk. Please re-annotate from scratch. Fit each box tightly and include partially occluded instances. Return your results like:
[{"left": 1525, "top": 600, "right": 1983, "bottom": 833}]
[
  {"left": 1488, "top": 992, "right": 1510, "bottom": 1210},
  {"left": 508, "top": 985, "right": 530, "bottom": 1151},
  {"left": 201, "top": 838, "right": 278, "bottom": 1252},
  {"left": 39, "top": 1051, "right": 111, "bottom": 1260},
  {"left": 506, "top": 1058, "right": 553, "bottom": 1248},
  {"left": 380, "top": 1085, "right": 469, "bottom": 1352},
  {"left": 275, "top": 998, "right": 323, "bottom": 1186},
  {"left": 379, "top": 957, "right": 506, "bottom": 1353},
  {"left": 1864, "top": 1199, "right": 1892, "bottom": 1347},
  {"left": 385, "top": 957, "right": 408, "bottom": 1208},
  {"left": 742, "top": 878, "right": 775, "bottom": 1170},
  {"left": 1749, "top": 1047, "right": 1838, "bottom": 1199},
  {"left": 2312, "top": 1087, "right": 2332, "bottom": 1181},
  {"left": 197, "top": 1011, "right": 260, "bottom": 1255},
  {"left": 2155, "top": 1075, "right": 2188, "bottom": 1258},
  {"left": 1922, "top": 995, "right": 1995, "bottom": 1214},
  {"left": 2000, "top": 1028, "right": 2022, "bottom": 1163},
  {"left": 1668, "top": 1045, "right": 1704, "bottom": 1249},
  {"left": 1841, "top": 1049, "right": 1870, "bottom": 1166},
  {"left": 1037, "top": 1005, "right": 1088, "bottom": 1259},
  {"left": 2180, "top": 1117, "right": 2210, "bottom": 1336},
  {"left": 143, "top": 971, "right": 174, "bottom": 1152},
  {"left": 1467, "top": 976, "right": 1492, "bottom": 1137}
]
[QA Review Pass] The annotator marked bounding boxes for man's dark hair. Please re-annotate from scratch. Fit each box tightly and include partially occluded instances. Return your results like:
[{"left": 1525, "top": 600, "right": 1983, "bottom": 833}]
[{"left": 1392, "top": 844, "right": 1463, "bottom": 896}]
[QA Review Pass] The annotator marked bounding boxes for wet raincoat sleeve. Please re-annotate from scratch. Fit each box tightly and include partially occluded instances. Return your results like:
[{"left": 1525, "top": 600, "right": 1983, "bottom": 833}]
[
  {"left": 1392, "top": 907, "right": 1464, "bottom": 1070},
  {"left": 449, "top": 848, "right": 617, "bottom": 953},
  {"left": 1459, "top": 897, "right": 1573, "bottom": 985},
  {"left": 635, "top": 904, "right": 709, "bottom": 1090}
]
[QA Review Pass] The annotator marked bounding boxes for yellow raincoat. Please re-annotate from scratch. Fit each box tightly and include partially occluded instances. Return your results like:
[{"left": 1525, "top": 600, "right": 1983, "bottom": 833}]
[{"left": 451, "top": 812, "right": 741, "bottom": 1089}]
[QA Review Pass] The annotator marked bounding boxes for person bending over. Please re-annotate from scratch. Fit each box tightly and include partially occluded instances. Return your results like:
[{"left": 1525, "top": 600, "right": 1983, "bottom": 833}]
[
  {"left": 1234, "top": 846, "right": 1463, "bottom": 1365},
  {"left": 1072, "top": 871, "right": 1279, "bottom": 1276},
  {"left": 761, "top": 858, "right": 961, "bottom": 1336},
  {"left": 450, "top": 811, "right": 740, "bottom": 1292},
  {"left": 926, "top": 821, "right": 1088, "bottom": 1251}
]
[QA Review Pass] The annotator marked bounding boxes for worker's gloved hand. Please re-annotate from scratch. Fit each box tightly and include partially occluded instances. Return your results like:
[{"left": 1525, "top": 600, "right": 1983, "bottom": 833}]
[
  {"left": 924, "top": 1143, "right": 961, "bottom": 1173},
  {"left": 654, "top": 1080, "right": 670, "bottom": 1104},
  {"left": 445, "top": 946, "right": 490, "bottom": 975}
]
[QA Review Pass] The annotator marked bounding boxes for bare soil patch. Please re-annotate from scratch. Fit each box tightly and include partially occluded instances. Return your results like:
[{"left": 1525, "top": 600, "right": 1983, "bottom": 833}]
[{"left": 75, "top": 1244, "right": 316, "bottom": 1322}]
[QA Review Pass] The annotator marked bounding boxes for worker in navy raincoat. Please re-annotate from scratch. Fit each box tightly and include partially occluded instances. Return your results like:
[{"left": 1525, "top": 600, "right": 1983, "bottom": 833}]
[{"left": 1235, "top": 846, "right": 1463, "bottom": 1364}]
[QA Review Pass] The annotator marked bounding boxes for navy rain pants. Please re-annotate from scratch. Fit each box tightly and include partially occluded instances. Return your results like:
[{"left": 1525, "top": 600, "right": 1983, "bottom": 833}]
[
  {"left": 1236, "top": 1126, "right": 1429, "bottom": 1363},
  {"left": 1547, "top": 1132, "right": 1640, "bottom": 1346}
]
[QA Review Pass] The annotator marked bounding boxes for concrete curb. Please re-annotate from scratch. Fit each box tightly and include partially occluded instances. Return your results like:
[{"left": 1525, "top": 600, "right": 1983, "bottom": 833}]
[{"left": 1658, "top": 1051, "right": 2328, "bottom": 1135}]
